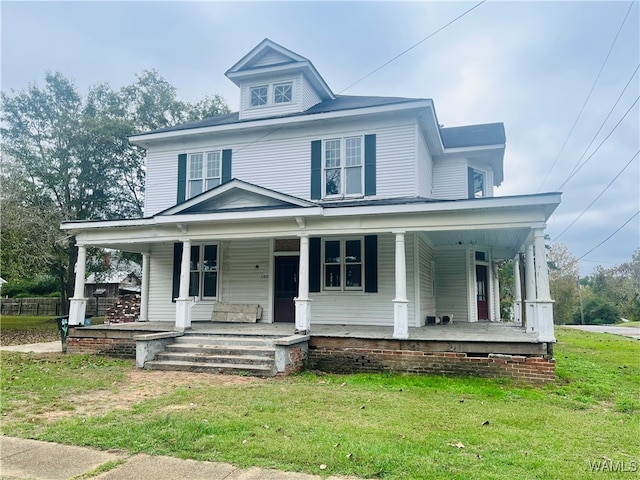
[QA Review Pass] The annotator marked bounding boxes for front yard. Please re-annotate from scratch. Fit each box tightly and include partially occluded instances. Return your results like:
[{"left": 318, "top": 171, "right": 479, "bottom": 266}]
[{"left": 1, "top": 327, "right": 638, "bottom": 479}]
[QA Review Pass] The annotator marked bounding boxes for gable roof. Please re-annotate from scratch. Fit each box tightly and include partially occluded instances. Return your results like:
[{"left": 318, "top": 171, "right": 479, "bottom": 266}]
[
  {"left": 225, "top": 38, "right": 334, "bottom": 101},
  {"left": 158, "top": 178, "right": 318, "bottom": 216}
]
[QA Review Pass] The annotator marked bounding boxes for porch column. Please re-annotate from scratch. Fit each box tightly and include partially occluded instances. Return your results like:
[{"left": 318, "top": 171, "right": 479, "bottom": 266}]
[
  {"left": 491, "top": 261, "right": 500, "bottom": 321},
  {"left": 139, "top": 252, "right": 150, "bottom": 322},
  {"left": 533, "top": 228, "right": 555, "bottom": 342},
  {"left": 175, "top": 239, "right": 194, "bottom": 331},
  {"left": 524, "top": 240, "right": 536, "bottom": 334},
  {"left": 68, "top": 244, "right": 88, "bottom": 326},
  {"left": 393, "top": 231, "right": 409, "bottom": 339},
  {"left": 295, "top": 234, "right": 311, "bottom": 334},
  {"left": 513, "top": 254, "right": 522, "bottom": 324}
]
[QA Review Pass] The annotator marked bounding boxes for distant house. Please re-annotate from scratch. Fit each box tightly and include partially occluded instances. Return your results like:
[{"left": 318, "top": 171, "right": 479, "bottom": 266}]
[
  {"left": 84, "top": 270, "right": 141, "bottom": 298},
  {"left": 61, "top": 39, "right": 560, "bottom": 381},
  {"left": 0, "top": 277, "right": 6, "bottom": 291}
]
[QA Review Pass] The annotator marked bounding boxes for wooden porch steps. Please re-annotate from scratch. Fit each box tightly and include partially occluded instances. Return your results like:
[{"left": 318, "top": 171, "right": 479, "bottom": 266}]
[{"left": 144, "top": 333, "right": 277, "bottom": 376}]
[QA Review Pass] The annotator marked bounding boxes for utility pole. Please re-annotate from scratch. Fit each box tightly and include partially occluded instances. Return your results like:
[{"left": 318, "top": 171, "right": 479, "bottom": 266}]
[{"left": 577, "top": 278, "right": 585, "bottom": 325}]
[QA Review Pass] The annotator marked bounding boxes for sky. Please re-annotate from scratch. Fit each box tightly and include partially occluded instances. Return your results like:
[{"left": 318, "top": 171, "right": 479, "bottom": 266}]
[{"left": 1, "top": 1, "right": 639, "bottom": 276}]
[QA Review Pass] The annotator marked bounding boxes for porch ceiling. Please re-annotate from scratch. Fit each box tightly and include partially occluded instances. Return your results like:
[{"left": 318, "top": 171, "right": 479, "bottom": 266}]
[{"left": 424, "top": 227, "right": 530, "bottom": 259}]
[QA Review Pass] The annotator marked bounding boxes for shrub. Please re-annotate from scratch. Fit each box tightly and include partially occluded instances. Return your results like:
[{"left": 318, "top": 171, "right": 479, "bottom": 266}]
[{"left": 574, "top": 296, "right": 621, "bottom": 325}]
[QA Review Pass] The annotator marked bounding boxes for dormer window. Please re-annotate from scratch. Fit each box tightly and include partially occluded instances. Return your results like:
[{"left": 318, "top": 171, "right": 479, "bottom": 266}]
[
  {"left": 468, "top": 167, "right": 486, "bottom": 198},
  {"left": 250, "top": 86, "right": 268, "bottom": 107},
  {"left": 274, "top": 82, "right": 293, "bottom": 104}
]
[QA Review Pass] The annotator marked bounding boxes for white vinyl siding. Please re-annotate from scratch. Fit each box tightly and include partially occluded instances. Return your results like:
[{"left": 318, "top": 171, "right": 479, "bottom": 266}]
[
  {"left": 416, "top": 127, "right": 433, "bottom": 198},
  {"left": 434, "top": 246, "right": 470, "bottom": 322},
  {"left": 310, "top": 233, "right": 416, "bottom": 326},
  {"left": 432, "top": 157, "right": 468, "bottom": 199},
  {"left": 375, "top": 123, "right": 417, "bottom": 198},
  {"left": 300, "top": 73, "right": 322, "bottom": 110},
  {"left": 251, "top": 50, "right": 291, "bottom": 68},
  {"left": 418, "top": 235, "right": 436, "bottom": 322},
  {"left": 147, "top": 243, "right": 179, "bottom": 323}
]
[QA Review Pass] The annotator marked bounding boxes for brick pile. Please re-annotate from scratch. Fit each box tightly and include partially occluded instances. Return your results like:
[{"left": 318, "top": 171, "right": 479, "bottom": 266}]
[{"left": 105, "top": 294, "right": 141, "bottom": 324}]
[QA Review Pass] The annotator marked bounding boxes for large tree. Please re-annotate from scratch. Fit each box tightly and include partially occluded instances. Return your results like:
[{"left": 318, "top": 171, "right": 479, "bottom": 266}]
[
  {"left": 547, "top": 243, "right": 580, "bottom": 324},
  {"left": 1, "top": 71, "right": 228, "bottom": 310}
]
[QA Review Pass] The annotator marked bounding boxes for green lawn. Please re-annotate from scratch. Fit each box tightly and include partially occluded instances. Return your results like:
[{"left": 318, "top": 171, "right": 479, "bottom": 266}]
[
  {"left": 1, "top": 327, "right": 638, "bottom": 479},
  {"left": 617, "top": 321, "right": 640, "bottom": 328}
]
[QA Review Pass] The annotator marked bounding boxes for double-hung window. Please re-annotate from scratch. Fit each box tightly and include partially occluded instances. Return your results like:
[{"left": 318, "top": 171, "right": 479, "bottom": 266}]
[
  {"left": 323, "top": 238, "right": 363, "bottom": 291},
  {"left": 188, "top": 151, "right": 221, "bottom": 199},
  {"left": 189, "top": 244, "right": 218, "bottom": 299},
  {"left": 323, "top": 136, "right": 363, "bottom": 197}
]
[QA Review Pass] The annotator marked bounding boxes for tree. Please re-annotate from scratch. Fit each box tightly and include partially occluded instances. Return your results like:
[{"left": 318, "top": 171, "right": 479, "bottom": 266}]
[
  {"left": 574, "top": 296, "right": 621, "bottom": 325},
  {"left": 1, "top": 71, "right": 229, "bottom": 310},
  {"left": 547, "top": 243, "right": 580, "bottom": 324}
]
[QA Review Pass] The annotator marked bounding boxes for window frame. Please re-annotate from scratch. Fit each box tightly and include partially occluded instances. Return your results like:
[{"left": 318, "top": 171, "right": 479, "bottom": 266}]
[
  {"left": 321, "top": 237, "right": 364, "bottom": 292},
  {"left": 188, "top": 243, "right": 219, "bottom": 300},
  {"left": 249, "top": 85, "right": 268, "bottom": 107},
  {"left": 273, "top": 82, "right": 293, "bottom": 104},
  {"left": 187, "top": 151, "right": 222, "bottom": 199},
  {"left": 470, "top": 167, "right": 486, "bottom": 198},
  {"left": 322, "top": 135, "right": 364, "bottom": 199}
]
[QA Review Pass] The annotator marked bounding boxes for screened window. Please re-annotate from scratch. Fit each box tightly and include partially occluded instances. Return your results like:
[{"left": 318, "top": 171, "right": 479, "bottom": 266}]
[
  {"left": 274, "top": 82, "right": 292, "bottom": 103},
  {"left": 188, "top": 244, "right": 218, "bottom": 299},
  {"left": 323, "top": 238, "right": 363, "bottom": 291},
  {"left": 323, "top": 137, "right": 363, "bottom": 197},
  {"left": 188, "top": 151, "right": 221, "bottom": 199},
  {"left": 250, "top": 85, "right": 268, "bottom": 107}
]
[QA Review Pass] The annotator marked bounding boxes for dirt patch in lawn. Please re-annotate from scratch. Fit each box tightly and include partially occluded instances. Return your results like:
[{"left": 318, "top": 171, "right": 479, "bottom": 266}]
[{"left": 42, "top": 370, "right": 264, "bottom": 420}]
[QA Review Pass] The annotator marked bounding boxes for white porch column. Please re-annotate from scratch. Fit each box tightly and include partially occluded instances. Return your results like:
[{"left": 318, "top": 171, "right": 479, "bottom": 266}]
[
  {"left": 175, "top": 239, "right": 194, "bottom": 331},
  {"left": 524, "top": 240, "right": 536, "bottom": 334},
  {"left": 139, "top": 252, "right": 150, "bottom": 322},
  {"left": 513, "top": 254, "right": 522, "bottom": 324},
  {"left": 294, "top": 234, "right": 311, "bottom": 334},
  {"left": 491, "top": 261, "right": 500, "bottom": 321},
  {"left": 68, "top": 244, "right": 88, "bottom": 326},
  {"left": 533, "top": 228, "right": 552, "bottom": 301},
  {"left": 393, "top": 231, "right": 409, "bottom": 339}
]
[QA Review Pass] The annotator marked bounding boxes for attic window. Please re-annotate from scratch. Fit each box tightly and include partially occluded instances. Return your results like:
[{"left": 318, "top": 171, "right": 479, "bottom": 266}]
[
  {"left": 468, "top": 167, "right": 486, "bottom": 199},
  {"left": 274, "top": 82, "right": 292, "bottom": 104},
  {"left": 250, "top": 86, "right": 268, "bottom": 107}
]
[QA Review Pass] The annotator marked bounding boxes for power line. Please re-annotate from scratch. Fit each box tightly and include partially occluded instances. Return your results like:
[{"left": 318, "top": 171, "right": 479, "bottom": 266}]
[
  {"left": 339, "top": 0, "right": 487, "bottom": 94},
  {"left": 576, "top": 210, "right": 640, "bottom": 262},
  {"left": 556, "top": 95, "right": 640, "bottom": 191},
  {"left": 553, "top": 149, "right": 639, "bottom": 242},
  {"left": 538, "top": 1, "right": 636, "bottom": 192},
  {"left": 566, "top": 64, "right": 639, "bottom": 180}
]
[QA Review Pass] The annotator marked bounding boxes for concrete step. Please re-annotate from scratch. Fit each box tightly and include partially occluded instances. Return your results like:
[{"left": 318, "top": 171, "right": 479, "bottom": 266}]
[
  {"left": 145, "top": 359, "right": 274, "bottom": 376},
  {"left": 165, "top": 343, "right": 275, "bottom": 357},
  {"left": 176, "top": 335, "right": 276, "bottom": 347},
  {"left": 155, "top": 351, "right": 274, "bottom": 366}
]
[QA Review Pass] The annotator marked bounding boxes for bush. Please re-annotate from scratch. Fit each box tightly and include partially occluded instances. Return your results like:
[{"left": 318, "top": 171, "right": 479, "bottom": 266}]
[
  {"left": 2, "top": 277, "right": 58, "bottom": 298},
  {"left": 574, "top": 297, "right": 621, "bottom": 325}
]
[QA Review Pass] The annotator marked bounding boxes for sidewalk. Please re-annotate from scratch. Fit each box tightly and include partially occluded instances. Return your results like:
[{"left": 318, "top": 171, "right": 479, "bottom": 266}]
[
  {"left": 0, "top": 341, "right": 61, "bottom": 353},
  {"left": 0, "top": 437, "right": 356, "bottom": 480}
]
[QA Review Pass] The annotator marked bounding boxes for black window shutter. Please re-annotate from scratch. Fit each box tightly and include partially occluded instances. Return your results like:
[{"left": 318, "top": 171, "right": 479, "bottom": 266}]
[
  {"left": 310, "top": 140, "right": 322, "bottom": 200},
  {"left": 172, "top": 242, "right": 183, "bottom": 302},
  {"left": 177, "top": 154, "right": 187, "bottom": 203},
  {"left": 364, "top": 235, "right": 378, "bottom": 293},
  {"left": 222, "top": 149, "right": 232, "bottom": 183},
  {"left": 309, "top": 237, "right": 321, "bottom": 292},
  {"left": 467, "top": 167, "right": 475, "bottom": 199},
  {"left": 364, "top": 134, "right": 376, "bottom": 196}
]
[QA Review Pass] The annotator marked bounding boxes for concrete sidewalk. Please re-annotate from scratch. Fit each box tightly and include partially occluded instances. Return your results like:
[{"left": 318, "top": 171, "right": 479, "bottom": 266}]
[
  {"left": 0, "top": 341, "right": 62, "bottom": 354},
  {"left": 0, "top": 437, "right": 356, "bottom": 480}
]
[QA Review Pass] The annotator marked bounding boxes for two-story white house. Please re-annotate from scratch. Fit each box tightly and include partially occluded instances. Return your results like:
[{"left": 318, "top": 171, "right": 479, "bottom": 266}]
[{"left": 62, "top": 39, "right": 560, "bottom": 380}]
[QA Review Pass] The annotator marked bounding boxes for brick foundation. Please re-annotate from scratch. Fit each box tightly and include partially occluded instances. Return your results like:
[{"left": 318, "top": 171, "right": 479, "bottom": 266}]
[
  {"left": 67, "top": 336, "right": 136, "bottom": 358},
  {"left": 308, "top": 339, "right": 555, "bottom": 383},
  {"left": 283, "top": 345, "right": 307, "bottom": 375}
]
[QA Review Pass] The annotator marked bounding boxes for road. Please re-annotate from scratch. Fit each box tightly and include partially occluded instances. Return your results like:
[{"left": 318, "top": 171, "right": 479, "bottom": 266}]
[{"left": 563, "top": 325, "right": 640, "bottom": 340}]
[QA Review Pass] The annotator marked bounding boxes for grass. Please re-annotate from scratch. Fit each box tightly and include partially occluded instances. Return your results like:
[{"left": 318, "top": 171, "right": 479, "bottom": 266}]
[
  {"left": 0, "top": 315, "right": 105, "bottom": 345},
  {"left": 1, "top": 327, "right": 638, "bottom": 479},
  {"left": 617, "top": 321, "right": 640, "bottom": 328}
]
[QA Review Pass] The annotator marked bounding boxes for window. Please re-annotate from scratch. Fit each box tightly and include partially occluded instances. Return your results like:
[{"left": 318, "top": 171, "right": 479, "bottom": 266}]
[
  {"left": 322, "top": 238, "right": 363, "bottom": 291},
  {"left": 188, "top": 244, "right": 218, "bottom": 299},
  {"left": 250, "top": 85, "right": 268, "bottom": 107},
  {"left": 323, "top": 137, "right": 363, "bottom": 197},
  {"left": 470, "top": 168, "right": 486, "bottom": 198},
  {"left": 274, "top": 82, "right": 292, "bottom": 103},
  {"left": 188, "top": 151, "right": 221, "bottom": 199}
]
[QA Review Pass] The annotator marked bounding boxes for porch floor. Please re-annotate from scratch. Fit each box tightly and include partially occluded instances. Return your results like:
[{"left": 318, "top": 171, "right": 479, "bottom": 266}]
[{"left": 81, "top": 320, "right": 539, "bottom": 343}]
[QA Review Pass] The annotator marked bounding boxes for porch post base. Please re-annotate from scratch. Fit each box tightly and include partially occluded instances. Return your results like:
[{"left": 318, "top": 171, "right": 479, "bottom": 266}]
[
  {"left": 393, "top": 300, "right": 409, "bottom": 339},
  {"left": 294, "top": 298, "right": 311, "bottom": 334},
  {"left": 525, "top": 300, "right": 555, "bottom": 343},
  {"left": 68, "top": 298, "right": 88, "bottom": 326},
  {"left": 513, "top": 301, "right": 522, "bottom": 324},
  {"left": 175, "top": 298, "right": 194, "bottom": 331}
]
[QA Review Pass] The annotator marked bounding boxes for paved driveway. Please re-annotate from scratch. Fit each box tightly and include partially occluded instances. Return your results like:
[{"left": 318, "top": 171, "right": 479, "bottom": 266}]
[{"left": 563, "top": 325, "right": 640, "bottom": 340}]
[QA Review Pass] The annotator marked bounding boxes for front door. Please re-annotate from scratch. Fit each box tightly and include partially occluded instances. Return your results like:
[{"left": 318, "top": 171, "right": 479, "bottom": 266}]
[
  {"left": 476, "top": 264, "right": 489, "bottom": 320},
  {"left": 274, "top": 256, "right": 299, "bottom": 323}
]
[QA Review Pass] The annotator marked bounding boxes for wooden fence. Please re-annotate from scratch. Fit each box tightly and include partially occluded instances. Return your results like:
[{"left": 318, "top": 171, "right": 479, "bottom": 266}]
[{"left": 1, "top": 297, "right": 117, "bottom": 317}]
